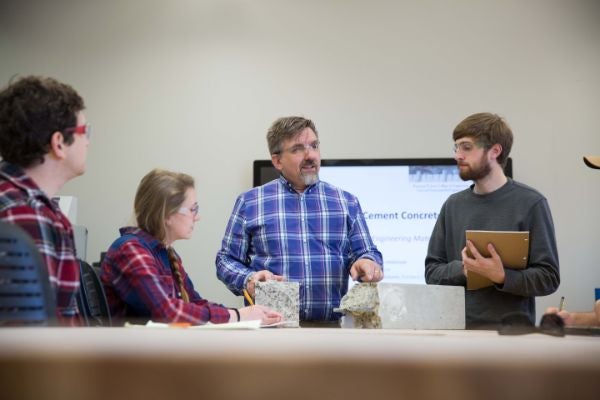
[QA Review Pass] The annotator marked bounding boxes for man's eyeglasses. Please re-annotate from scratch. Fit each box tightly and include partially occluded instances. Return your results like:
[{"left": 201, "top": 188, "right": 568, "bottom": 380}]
[
  {"left": 281, "top": 141, "right": 320, "bottom": 155},
  {"left": 178, "top": 203, "right": 199, "bottom": 217},
  {"left": 453, "top": 141, "right": 480, "bottom": 154},
  {"left": 64, "top": 123, "right": 92, "bottom": 139}
]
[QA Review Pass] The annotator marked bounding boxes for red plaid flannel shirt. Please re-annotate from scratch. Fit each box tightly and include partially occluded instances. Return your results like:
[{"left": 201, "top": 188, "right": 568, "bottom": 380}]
[
  {"left": 0, "top": 162, "right": 81, "bottom": 326},
  {"left": 101, "top": 227, "right": 231, "bottom": 325}
]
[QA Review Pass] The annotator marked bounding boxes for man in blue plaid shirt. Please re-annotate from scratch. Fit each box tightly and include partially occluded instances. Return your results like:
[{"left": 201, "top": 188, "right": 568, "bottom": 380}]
[{"left": 216, "top": 116, "right": 383, "bottom": 324}]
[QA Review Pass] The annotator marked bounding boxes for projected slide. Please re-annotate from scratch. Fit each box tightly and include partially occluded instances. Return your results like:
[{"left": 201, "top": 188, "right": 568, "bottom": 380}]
[{"left": 319, "top": 165, "right": 471, "bottom": 285}]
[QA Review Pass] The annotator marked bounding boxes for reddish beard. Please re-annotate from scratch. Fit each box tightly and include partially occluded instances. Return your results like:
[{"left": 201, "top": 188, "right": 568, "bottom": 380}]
[{"left": 458, "top": 153, "right": 491, "bottom": 181}]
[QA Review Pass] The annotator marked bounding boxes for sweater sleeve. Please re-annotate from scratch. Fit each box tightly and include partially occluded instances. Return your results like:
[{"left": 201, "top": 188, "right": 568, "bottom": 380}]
[
  {"left": 498, "top": 198, "right": 560, "bottom": 296},
  {"left": 424, "top": 203, "right": 467, "bottom": 286}
]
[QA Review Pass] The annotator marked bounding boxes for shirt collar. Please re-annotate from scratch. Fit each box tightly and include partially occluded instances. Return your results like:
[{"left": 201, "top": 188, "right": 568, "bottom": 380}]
[
  {"left": 277, "top": 174, "right": 320, "bottom": 194},
  {"left": 119, "top": 226, "right": 166, "bottom": 251},
  {"left": 0, "top": 161, "right": 59, "bottom": 209},
  {"left": 0, "top": 161, "right": 45, "bottom": 194}
]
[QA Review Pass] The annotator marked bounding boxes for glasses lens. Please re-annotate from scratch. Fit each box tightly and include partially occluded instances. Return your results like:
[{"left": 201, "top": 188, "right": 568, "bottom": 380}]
[
  {"left": 66, "top": 123, "right": 91, "bottom": 139},
  {"left": 179, "top": 204, "right": 199, "bottom": 217},
  {"left": 454, "top": 142, "right": 473, "bottom": 153},
  {"left": 285, "top": 141, "right": 320, "bottom": 154}
]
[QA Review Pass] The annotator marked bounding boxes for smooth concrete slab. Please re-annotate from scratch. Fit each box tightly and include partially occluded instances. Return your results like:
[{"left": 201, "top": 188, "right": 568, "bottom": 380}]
[{"left": 377, "top": 283, "right": 465, "bottom": 329}]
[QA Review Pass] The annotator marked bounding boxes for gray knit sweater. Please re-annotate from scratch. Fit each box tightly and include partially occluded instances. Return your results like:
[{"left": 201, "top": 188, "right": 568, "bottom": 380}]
[{"left": 425, "top": 179, "right": 560, "bottom": 328}]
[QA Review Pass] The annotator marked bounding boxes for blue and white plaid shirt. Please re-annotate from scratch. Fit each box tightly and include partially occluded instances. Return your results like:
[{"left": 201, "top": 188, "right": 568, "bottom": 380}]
[{"left": 216, "top": 175, "right": 383, "bottom": 321}]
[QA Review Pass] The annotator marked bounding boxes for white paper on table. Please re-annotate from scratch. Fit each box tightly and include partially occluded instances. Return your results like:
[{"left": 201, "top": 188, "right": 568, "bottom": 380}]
[{"left": 124, "top": 320, "right": 262, "bottom": 330}]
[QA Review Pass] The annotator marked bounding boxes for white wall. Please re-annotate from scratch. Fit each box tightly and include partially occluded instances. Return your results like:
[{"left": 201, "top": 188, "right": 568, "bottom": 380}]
[{"left": 2, "top": 0, "right": 599, "bottom": 319}]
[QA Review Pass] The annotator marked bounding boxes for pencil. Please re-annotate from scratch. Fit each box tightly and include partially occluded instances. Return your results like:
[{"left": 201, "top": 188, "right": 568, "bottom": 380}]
[
  {"left": 243, "top": 289, "right": 254, "bottom": 306},
  {"left": 559, "top": 296, "right": 565, "bottom": 312},
  {"left": 168, "top": 322, "right": 191, "bottom": 328}
]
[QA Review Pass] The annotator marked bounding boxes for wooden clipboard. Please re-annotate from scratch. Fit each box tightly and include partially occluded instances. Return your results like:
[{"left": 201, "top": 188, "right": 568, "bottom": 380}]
[{"left": 465, "top": 230, "right": 530, "bottom": 290}]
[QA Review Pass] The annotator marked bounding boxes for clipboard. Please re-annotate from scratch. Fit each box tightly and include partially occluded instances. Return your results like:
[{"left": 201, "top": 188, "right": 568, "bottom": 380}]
[{"left": 465, "top": 230, "right": 530, "bottom": 290}]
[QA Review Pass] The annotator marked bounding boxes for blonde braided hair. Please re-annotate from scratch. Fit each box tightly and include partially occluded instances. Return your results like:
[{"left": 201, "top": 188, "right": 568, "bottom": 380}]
[{"left": 166, "top": 246, "right": 190, "bottom": 303}]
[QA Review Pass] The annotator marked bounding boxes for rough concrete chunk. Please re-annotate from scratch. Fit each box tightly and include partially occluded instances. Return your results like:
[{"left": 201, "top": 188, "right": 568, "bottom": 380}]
[
  {"left": 335, "top": 283, "right": 381, "bottom": 328},
  {"left": 255, "top": 281, "right": 300, "bottom": 327}
]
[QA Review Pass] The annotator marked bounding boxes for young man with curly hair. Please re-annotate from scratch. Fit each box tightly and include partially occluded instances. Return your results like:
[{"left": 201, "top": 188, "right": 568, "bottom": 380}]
[{"left": 0, "top": 75, "right": 90, "bottom": 325}]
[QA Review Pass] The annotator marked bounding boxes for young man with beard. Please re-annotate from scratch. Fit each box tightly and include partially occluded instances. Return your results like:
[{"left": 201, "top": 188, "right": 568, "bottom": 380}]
[
  {"left": 425, "top": 112, "right": 559, "bottom": 328},
  {"left": 216, "top": 116, "right": 383, "bottom": 325}
]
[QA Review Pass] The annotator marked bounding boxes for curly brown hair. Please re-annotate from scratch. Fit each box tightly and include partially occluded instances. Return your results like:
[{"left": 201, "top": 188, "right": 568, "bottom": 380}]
[{"left": 0, "top": 75, "right": 85, "bottom": 168}]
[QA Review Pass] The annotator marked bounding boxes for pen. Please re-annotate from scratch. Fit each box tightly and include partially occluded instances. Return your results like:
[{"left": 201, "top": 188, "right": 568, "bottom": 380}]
[
  {"left": 243, "top": 289, "right": 254, "bottom": 306},
  {"left": 559, "top": 296, "right": 565, "bottom": 312}
]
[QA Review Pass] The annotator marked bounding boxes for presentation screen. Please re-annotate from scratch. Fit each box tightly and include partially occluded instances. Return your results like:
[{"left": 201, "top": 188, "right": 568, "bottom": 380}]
[{"left": 253, "top": 158, "right": 512, "bottom": 285}]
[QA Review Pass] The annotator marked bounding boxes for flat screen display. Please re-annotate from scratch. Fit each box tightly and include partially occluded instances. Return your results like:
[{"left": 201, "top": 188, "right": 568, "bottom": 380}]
[{"left": 253, "top": 158, "right": 512, "bottom": 285}]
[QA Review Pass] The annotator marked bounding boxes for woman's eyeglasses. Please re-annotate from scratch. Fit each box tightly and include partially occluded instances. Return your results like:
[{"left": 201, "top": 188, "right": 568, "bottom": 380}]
[{"left": 178, "top": 203, "right": 199, "bottom": 217}]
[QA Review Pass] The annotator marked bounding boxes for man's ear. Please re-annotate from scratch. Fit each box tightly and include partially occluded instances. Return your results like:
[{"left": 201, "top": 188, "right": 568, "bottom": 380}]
[
  {"left": 489, "top": 143, "right": 503, "bottom": 162},
  {"left": 49, "top": 131, "right": 67, "bottom": 160},
  {"left": 271, "top": 153, "right": 283, "bottom": 171}
]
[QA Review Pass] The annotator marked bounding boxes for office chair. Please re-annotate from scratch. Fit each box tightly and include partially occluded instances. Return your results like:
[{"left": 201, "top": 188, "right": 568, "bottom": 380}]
[
  {"left": 91, "top": 251, "right": 107, "bottom": 271},
  {"left": 0, "top": 221, "right": 56, "bottom": 326},
  {"left": 77, "top": 259, "right": 112, "bottom": 326}
]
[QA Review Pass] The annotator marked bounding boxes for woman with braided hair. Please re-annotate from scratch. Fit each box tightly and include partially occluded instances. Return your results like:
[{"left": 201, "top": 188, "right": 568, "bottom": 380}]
[{"left": 100, "top": 169, "right": 282, "bottom": 326}]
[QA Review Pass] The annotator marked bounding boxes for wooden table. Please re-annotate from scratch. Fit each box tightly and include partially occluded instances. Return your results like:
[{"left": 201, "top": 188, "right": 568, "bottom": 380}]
[{"left": 1, "top": 327, "right": 599, "bottom": 400}]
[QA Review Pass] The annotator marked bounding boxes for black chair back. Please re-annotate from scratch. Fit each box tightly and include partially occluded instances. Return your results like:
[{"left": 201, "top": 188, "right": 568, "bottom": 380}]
[
  {"left": 0, "top": 221, "right": 56, "bottom": 326},
  {"left": 77, "top": 259, "right": 112, "bottom": 326}
]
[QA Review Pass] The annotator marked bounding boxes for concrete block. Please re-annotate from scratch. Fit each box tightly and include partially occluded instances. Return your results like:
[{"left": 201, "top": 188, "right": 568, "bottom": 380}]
[
  {"left": 255, "top": 281, "right": 300, "bottom": 327},
  {"left": 378, "top": 283, "right": 465, "bottom": 329},
  {"left": 337, "top": 283, "right": 465, "bottom": 329}
]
